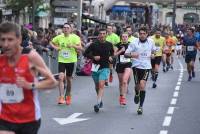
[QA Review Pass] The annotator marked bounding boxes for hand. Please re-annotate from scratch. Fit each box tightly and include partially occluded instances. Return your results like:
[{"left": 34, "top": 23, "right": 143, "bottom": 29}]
[
  {"left": 16, "top": 76, "right": 32, "bottom": 90},
  {"left": 120, "top": 47, "right": 126, "bottom": 52},
  {"left": 94, "top": 56, "right": 100, "bottom": 61},
  {"left": 131, "top": 52, "right": 139, "bottom": 58},
  {"left": 109, "top": 56, "right": 113, "bottom": 62}
]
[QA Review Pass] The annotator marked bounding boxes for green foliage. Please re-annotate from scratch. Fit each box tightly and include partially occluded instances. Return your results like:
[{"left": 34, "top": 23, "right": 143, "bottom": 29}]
[{"left": 6, "top": 0, "right": 43, "bottom": 12}]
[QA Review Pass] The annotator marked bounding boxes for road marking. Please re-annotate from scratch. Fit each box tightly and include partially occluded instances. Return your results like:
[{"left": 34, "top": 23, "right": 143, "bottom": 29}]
[
  {"left": 53, "top": 113, "right": 90, "bottom": 125},
  {"left": 167, "top": 107, "right": 175, "bottom": 115},
  {"left": 163, "top": 116, "right": 172, "bottom": 126},
  {"left": 178, "top": 78, "right": 182, "bottom": 82},
  {"left": 177, "top": 81, "right": 181, "bottom": 85},
  {"left": 170, "top": 98, "right": 177, "bottom": 105},
  {"left": 159, "top": 130, "right": 168, "bottom": 134},
  {"left": 175, "top": 86, "right": 180, "bottom": 91},
  {"left": 173, "top": 91, "right": 179, "bottom": 97}
]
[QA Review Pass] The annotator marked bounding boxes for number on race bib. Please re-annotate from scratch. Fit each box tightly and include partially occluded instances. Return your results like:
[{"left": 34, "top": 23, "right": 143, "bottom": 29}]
[
  {"left": 91, "top": 64, "right": 100, "bottom": 72},
  {"left": 0, "top": 84, "right": 24, "bottom": 103},
  {"left": 120, "top": 55, "right": 131, "bottom": 63},
  {"left": 187, "top": 46, "right": 194, "bottom": 51},
  {"left": 61, "top": 50, "right": 70, "bottom": 58}
]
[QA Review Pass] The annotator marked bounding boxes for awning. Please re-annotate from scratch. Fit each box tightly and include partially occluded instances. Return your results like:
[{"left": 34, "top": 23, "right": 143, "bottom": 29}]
[{"left": 82, "top": 14, "right": 107, "bottom": 25}]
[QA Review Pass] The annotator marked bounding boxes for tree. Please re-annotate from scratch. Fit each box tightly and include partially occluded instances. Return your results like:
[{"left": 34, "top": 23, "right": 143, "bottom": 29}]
[{"left": 6, "top": 0, "right": 43, "bottom": 29}]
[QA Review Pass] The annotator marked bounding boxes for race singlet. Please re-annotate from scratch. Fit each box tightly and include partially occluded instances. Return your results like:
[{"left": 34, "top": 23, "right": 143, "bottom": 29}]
[{"left": 0, "top": 84, "right": 24, "bottom": 103}]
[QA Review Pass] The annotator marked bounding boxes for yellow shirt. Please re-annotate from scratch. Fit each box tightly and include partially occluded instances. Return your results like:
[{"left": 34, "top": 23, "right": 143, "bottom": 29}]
[
  {"left": 152, "top": 35, "right": 166, "bottom": 56},
  {"left": 106, "top": 33, "right": 120, "bottom": 46},
  {"left": 52, "top": 33, "right": 81, "bottom": 63}
]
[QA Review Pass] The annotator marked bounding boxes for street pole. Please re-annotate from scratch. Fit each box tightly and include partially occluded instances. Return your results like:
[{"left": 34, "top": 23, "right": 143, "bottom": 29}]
[
  {"left": 172, "top": 0, "right": 176, "bottom": 32},
  {"left": 77, "top": 0, "right": 82, "bottom": 31},
  {"left": 32, "top": 0, "right": 36, "bottom": 30}
]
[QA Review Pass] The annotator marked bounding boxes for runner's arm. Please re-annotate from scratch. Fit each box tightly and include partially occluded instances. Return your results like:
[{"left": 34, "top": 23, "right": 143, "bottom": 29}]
[{"left": 28, "top": 50, "right": 58, "bottom": 90}]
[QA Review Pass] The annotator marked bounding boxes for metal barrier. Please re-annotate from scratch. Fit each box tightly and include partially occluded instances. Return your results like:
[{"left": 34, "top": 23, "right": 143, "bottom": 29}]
[{"left": 41, "top": 50, "right": 58, "bottom": 74}]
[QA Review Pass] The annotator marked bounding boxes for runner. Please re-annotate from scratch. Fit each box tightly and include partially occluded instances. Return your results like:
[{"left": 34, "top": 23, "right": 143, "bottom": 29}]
[
  {"left": 84, "top": 28, "right": 114, "bottom": 113},
  {"left": 125, "top": 27, "right": 156, "bottom": 115},
  {"left": 126, "top": 26, "right": 136, "bottom": 42},
  {"left": 169, "top": 31, "right": 178, "bottom": 69},
  {"left": 163, "top": 33, "right": 175, "bottom": 72},
  {"left": 106, "top": 24, "right": 120, "bottom": 85},
  {"left": 183, "top": 28, "right": 199, "bottom": 81},
  {"left": 114, "top": 32, "right": 132, "bottom": 106},
  {"left": 151, "top": 29, "right": 166, "bottom": 88},
  {"left": 50, "top": 23, "right": 82, "bottom": 105},
  {"left": 0, "top": 22, "right": 57, "bottom": 134}
]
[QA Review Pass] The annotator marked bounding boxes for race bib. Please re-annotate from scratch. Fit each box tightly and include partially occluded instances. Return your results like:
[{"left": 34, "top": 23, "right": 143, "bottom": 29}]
[
  {"left": 91, "top": 64, "right": 100, "bottom": 72},
  {"left": 0, "top": 84, "right": 24, "bottom": 103},
  {"left": 61, "top": 50, "right": 70, "bottom": 58},
  {"left": 156, "top": 46, "right": 161, "bottom": 51},
  {"left": 120, "top": 55, "right": 131, "bottom": 63},
  {"left": 140, "top": 52, "right": 148, "bottom": 59},
  {"left": 187, "top": 46, "right": 194, "bottom": 51}
]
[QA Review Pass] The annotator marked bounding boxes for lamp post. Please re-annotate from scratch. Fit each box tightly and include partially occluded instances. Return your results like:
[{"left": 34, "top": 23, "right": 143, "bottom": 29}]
[
  {"left": 32, "top": 0, "right": 36, "bottom": 30},
  {"left": 172, "top": 0, "right": 176, "bottom": 32}
]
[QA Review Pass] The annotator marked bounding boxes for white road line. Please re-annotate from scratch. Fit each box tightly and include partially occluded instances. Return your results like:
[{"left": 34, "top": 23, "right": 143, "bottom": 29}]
[
  {"left": 167, "top": 107, "right": 175, "bottom": 115},
  {"left": 175, "top": 86, "right": 180, "bottom": 91},
  {"left": 173, "top": 91, "right": 179, "bottom": 97},
  {"left": 177, "top": 81, "right": 181, "bottom": 85},
  {"left": 178, "top": 78, "right": 182, "bottom": 82},
  {"left": 159, "top": 130, "right": 168, "bottom": 134},
  {"left": 170, "top": 98, "right": 177, "bottom": 105},
  {"left": 163, "top": 116, "right": 172, "bottom": 126}
]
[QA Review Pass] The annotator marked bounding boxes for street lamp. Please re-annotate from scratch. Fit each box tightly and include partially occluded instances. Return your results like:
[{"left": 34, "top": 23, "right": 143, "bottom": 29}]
[{"left": 172, "top": 0, "right": 176, "bottom": 32}]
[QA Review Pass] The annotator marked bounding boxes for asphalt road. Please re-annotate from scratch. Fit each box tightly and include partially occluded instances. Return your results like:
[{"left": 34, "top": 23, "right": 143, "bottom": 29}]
[{"left": 38, "top": 57, "right": 200, "bottom": 134}]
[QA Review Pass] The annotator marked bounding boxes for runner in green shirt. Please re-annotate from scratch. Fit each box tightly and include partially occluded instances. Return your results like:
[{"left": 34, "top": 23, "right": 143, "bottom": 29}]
[{"left": 50, "top": 23, "right": 82, "bottom": 105}]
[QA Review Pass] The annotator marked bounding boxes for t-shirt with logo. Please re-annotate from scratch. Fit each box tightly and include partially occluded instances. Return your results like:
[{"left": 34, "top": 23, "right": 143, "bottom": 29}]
[{"left": 52, "top": 33, "right": 81, "bottom": 63}]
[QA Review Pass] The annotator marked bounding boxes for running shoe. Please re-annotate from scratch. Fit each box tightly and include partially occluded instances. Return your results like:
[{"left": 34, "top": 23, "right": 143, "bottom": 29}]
[
  {"left": 119, "top": 96, "right": 126, "bottom": 105},
  {"left": 152, "top": 83, "right": 157, "bottom": 88},
  {"left": 94, "top": 104, "right": 100, "bottom": 113},
  {"left": 188, "top": 76, "right": 192, "bottom": 81},
  {"left": 105, "top": 82, "right": 109, "bottom": 87},
  {"left": 99, "top": 101, "right": 103, "bottom": 108},
  {"left": 137, "top": 106, "right": 143, "bottom": 115},
  {"left": 58, "top": 96, "right": 65, "bottom": 105},
  {"left": 109, "top": 74, "right": 113, "bottom": 83},
  {"left": 66, "top": 96, "right": 71, "bottom": 105},
  {"left": 192, "top": 72, "right": 195, "bottom": 78}
]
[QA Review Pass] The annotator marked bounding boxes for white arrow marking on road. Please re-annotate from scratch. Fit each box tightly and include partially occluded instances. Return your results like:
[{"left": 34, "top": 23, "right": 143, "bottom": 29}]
[{"left": 53, "top": 113, "right": 90, "bottom": 125}]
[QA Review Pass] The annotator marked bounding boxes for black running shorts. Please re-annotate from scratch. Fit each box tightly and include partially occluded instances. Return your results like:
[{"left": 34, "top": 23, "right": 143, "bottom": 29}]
[
  {"left": 132, "top": 67, "right": 150, "bottom": 85},
  {"left": 116, "top": 63, "right": 132, "bottom": 73},
  {"left": 151, "top": 56, "right": 162, "bottom": 68},
  {"left": 0, "top": 119, "right": 41, "bottom": 134},
  {"left": 58, "top": 63, "right": 75, "bottom": 77}
]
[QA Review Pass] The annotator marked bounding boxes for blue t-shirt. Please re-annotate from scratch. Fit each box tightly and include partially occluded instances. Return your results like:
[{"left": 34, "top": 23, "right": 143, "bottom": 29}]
[{"left": 183, "top": 35, "right": 197, "bottom": 56}]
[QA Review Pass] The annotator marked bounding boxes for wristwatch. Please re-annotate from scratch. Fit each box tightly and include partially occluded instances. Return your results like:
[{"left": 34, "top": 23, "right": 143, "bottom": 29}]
[{"left": 31, "top": 83, "right": 35, "bottom": 89}]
